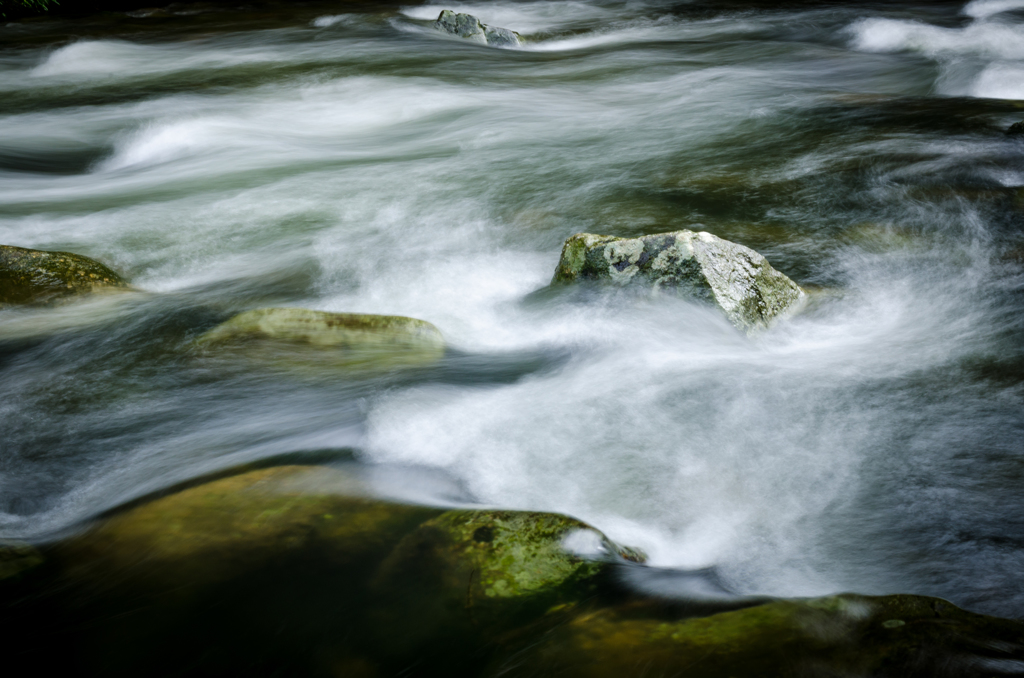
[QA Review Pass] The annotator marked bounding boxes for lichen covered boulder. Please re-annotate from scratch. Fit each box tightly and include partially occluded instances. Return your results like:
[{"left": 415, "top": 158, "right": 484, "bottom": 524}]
[
  {"left": 552, "top": 230, "right": 804, "bottom": 331},
  {"left": 488, "top": 593, "right": 1024, "bottom": 678},
  {"left": 434, "top": 9, "right": 521, "bottom": 48},
  {"left": 0, "top": 245, "right": 130, "bottom": 304},
  {"left": 198, "top": 307, "right": 446, "bottom": 371}
]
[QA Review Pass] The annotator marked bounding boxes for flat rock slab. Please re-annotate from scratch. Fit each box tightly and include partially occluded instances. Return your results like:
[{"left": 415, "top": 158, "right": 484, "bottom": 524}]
[
  {"left": 552, "top": 230, "right": 804, "bottom": 331},
  {"left": 0, "top": 244, "right": 129, "bottom": 305},
  {"left": 434, "top": 9, "right": 521, "bottom": 48},
  {"left": 198, "top": 307, "right": 446, "bottom": 371}
]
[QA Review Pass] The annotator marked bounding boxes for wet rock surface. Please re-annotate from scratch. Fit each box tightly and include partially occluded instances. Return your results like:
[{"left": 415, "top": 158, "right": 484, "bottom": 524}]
[
  {"left": 2, "top": 464, "right": 1023, "bottom": 677},
  {"left": 434, "top": 9, "right": 521, "bottom": 48},
  {"left": 369, "top": 509, "right": 640, "bottom": 669},
  {"left": 551, "top": 230, "right": 805, "bottom": 331},
  {"left": 488, "top": 593, "right": 1024, "bottom": 678},
  {"left": 198, "top": 307, "right": 446, "bottom": 370},
  {"left": 0, "top": 244, "right": 130, "bottom": 305}
]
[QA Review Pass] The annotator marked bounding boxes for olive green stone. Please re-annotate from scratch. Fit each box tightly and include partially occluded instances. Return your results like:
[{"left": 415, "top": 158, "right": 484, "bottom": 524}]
[
  {"left": 551, "top": 230, "right": 804, "bottom": 332},
  {"left": 488, "top": 592, "right": 1024, "bottom": 678},
  {"left": 53, "top": 465, "right": 441, "bottom": 589},
  {"left": 8, "top": 466, "right": 443, "bottom": 677},
  {"left": 197, "top": 307, "right": 446, "bottom": 371},
  {"left": 368, "top": 508, "right": 644, "bottom": 667},
  {"left": 0, "top": 244, "right": 130, "bottom": 305}
]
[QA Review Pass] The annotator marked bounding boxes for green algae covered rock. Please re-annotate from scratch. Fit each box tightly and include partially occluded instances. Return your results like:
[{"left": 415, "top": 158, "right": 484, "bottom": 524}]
[
  {"left": 488, "top": 592, "right": 1024, "bottom": 678},
  {"left": 0, "top": 244, "right": 130, "bottom": 305},
  {"left": 368, "top": 509, "right": 644, "bottom": 669},
  {"left": 198, "top": 307, "right": 446, "bottom": 371},
  {"left": 552, "top": 230, "right": 804, "bottom": 331}
]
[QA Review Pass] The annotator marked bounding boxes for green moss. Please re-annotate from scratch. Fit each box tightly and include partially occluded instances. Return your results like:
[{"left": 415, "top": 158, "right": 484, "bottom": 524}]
[
  {"left": 0, "top": 0, "right": 57, "bottom": 19},
  {"left": 0, "top": 245, "right": 130, "bottom": 305},
  {"left": 368, "top": 508, "right": 643, "bottom": 672}
]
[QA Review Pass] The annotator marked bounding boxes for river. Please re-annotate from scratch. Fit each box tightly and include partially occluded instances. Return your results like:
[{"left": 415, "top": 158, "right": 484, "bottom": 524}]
[{"left": 1, "top": 0, "right": 1023, "bottom": 619}]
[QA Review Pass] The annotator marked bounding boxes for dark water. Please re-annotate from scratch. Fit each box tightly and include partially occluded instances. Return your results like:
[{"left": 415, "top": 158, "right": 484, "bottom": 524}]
[{"left": 1, "top": 0, "right": 1023, "bottom": 618}]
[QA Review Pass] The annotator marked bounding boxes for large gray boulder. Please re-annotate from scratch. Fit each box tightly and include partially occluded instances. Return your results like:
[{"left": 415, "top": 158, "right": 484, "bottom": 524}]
[
  {"left": 551, "top": 230, "right": 804, "bottom": 331},
  {"left": 434, "top": 9, "right": 521, "bottom": 48}
]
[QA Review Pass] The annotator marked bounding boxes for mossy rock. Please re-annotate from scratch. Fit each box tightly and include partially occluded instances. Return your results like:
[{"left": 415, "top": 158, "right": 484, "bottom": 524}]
[
  {"left": 551, "top": 230, "right": 804, "bottom": 332},
  {"left": 487, "top": 593, "right": 1024, "bottom": 678},
  {"left": 368, "top": 509, "right": 644, "bottom": 670},
  {"left": 0, "top": 245, "right": 130, "bottom": 305},
  {"left": 4, "top": 466, "right": 442, "bottom": 677},
  {"left": 197, "top": 307, "right": 446, "bottom": 371},
  {"left": 53, "top": 465, "right": 440, "bottom": 590}
]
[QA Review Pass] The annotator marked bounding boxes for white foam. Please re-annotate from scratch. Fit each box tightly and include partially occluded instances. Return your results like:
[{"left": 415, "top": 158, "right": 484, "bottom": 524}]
[
  {"left": 312, "top": 14, "right": 356, "bottom": 28},
  {"left": 848, "top": 13, "right": 1024, "bottom": 100},
  {"left": 28, "top": 38, "right": 323, "bottom": 82},
  {"left": 849, "top": 18, "right": 1024, "bottom": 60},
  {"left": 963, "top": 0, "right": 1024, "bottom": 19},
  {"left": 971, "top": 61, "right": 1024, "bottom": 98}
]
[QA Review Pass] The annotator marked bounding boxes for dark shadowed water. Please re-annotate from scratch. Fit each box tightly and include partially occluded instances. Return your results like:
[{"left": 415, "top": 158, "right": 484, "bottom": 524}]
[{"left": 1, "top": 0, "right": 1023, "bottom": 618}]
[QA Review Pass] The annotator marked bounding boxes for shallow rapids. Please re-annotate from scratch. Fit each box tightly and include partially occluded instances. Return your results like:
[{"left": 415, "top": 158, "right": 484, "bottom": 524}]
[{"left": 1, "top": 0, "right": 1023, "bottom": 618}]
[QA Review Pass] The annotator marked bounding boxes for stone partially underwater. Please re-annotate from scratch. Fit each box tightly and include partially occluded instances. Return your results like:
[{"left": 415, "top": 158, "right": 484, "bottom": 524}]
[
  {"left": 433, "top": 9, "right": 522, "bottom": 48},
  {"left": 0, "top": 244, "right": 130, "bottom": 305},
  {"left": 198, "top": 307, "right": 446, "bottom": 371},
  {"left": 551, "top": 230, "right": 805, "bottom": 332},
  {"left": 2, "top": 464, "right": 1023, "bottom": 678}
]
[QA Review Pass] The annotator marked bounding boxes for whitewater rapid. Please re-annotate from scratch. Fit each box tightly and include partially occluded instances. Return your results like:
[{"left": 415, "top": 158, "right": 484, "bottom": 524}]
[{"left": 1, "top": 0, "right": 1023, "bottom": 616}]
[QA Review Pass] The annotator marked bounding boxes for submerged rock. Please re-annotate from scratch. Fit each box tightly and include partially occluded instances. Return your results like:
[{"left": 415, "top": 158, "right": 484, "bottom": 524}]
[
  {"left": 488, "top": 593, "right": 1024, "bottom": 678},
  {"left": 197, "top": 307, "right": 446, "bottom": 370},
  {"left": 0, "top": 245, "right": 130, "bottom": 305},
  {"left": 551, "top": 230, "right": 804, "bottom": 331},
  {"left": 1008, "top": 120, "right": 1024, "bottom": 136},
  {"left": 434, "top": 9, "right": 521, "bottom": 48}
]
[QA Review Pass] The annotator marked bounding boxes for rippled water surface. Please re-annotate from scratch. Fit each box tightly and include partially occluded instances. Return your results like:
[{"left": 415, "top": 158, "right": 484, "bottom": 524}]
[{"left": 2, "top": 0, "right": 1023, "bottom": 617}]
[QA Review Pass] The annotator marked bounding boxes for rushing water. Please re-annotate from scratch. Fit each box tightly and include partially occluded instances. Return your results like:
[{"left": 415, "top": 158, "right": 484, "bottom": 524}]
[{"left": 1, "top": 0, "right": 1023, "bottom": 618}]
